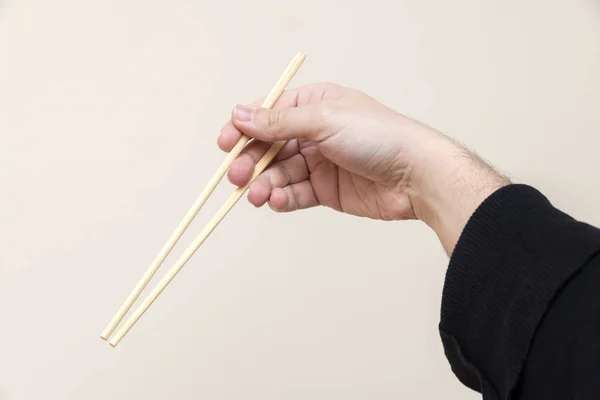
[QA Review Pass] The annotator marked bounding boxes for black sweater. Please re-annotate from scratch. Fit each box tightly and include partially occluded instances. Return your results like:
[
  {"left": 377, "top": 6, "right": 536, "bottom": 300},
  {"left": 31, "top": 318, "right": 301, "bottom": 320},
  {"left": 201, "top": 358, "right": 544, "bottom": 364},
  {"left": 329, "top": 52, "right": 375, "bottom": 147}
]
[{"left": 440, "top": 184, "right": 600, "bottom": 399}]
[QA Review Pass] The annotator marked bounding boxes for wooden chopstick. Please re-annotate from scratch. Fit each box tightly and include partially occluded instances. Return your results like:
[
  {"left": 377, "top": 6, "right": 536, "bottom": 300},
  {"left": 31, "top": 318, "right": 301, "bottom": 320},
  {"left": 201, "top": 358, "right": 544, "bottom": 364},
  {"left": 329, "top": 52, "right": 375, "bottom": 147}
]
[{"left": 101, "top": 52, "right": 306, "bottom": 342}]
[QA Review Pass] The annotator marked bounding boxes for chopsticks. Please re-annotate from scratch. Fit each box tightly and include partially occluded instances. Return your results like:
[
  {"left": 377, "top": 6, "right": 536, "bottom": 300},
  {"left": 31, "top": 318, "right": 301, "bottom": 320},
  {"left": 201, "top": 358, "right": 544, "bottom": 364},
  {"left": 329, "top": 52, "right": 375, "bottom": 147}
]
[{"left": 101, "top": 52, "right": 306, "bottom": 346}]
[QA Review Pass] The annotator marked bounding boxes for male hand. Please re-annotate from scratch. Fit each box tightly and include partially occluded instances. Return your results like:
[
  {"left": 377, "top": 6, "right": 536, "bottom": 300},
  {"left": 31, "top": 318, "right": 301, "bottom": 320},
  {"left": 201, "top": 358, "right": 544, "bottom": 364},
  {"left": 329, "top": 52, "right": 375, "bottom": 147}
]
[{"left": 218, "top": 83, "right": 508, "bottom": 254}]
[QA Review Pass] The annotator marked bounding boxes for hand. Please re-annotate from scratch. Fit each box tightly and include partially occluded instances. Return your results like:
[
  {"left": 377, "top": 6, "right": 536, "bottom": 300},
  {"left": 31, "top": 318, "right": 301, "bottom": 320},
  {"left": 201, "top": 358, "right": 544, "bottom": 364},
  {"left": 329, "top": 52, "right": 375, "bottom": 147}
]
[
  {"left": 219, "top": 83, "right": 429, "bottom": 221},
  {"left": 218, "top": 83, "right": 508, "bottom": 254}
]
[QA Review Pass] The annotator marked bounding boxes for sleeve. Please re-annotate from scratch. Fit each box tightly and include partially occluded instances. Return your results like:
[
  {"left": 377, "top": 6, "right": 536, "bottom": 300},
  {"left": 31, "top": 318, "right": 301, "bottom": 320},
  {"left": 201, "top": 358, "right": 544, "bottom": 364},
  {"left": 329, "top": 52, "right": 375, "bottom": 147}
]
[{"left": 439, "top": 184, "right": 600, "bottom": 400}]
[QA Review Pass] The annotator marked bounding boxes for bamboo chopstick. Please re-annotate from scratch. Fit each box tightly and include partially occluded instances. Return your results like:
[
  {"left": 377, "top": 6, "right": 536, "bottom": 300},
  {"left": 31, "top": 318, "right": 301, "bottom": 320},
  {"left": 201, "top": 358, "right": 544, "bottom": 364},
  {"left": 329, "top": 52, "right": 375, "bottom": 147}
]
[
  {"left": 108, "top": 140, "right": 288, "bottom": 346},
  {"left": 101, "top": 52, "right": 306, "bottom": 342}
]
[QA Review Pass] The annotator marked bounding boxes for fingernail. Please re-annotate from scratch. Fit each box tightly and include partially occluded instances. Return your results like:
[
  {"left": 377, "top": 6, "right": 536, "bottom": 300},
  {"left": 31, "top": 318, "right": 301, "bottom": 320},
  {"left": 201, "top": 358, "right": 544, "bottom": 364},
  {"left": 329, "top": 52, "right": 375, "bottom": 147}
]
[{"left": 234, "top": 105, "right": 253, "bottom": 122}]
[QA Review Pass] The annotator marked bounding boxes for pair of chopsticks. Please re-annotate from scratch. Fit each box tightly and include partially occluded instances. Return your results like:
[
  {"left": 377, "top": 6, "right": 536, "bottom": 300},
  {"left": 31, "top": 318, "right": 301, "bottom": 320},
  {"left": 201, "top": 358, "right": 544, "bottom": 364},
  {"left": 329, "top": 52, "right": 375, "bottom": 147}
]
[{"left": 101, "top": 52, "right": 307, "bottom": 347}]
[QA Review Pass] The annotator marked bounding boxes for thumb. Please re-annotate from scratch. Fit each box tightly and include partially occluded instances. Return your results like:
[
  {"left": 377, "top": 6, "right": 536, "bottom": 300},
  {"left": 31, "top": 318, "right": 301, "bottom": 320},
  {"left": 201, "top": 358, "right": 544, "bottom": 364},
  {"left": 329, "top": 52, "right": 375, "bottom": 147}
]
[{"left": 231, "top": 104, "right": 324, "bottom": 142}]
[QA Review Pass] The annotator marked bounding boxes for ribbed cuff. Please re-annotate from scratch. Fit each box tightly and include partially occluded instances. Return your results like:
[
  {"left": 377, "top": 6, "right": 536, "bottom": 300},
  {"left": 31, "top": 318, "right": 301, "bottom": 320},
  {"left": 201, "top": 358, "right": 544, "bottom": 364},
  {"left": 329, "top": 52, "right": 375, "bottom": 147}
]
[{"left": 439, "top": 184, "right": 600, "bottom": 398}]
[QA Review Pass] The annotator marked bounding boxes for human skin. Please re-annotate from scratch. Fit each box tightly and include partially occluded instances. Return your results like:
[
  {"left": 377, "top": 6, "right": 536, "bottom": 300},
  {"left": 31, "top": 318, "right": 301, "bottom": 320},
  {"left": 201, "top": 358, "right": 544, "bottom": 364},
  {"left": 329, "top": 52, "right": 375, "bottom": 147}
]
[{"left": 217, "top": 83, "right": 509, "bottom": 255}]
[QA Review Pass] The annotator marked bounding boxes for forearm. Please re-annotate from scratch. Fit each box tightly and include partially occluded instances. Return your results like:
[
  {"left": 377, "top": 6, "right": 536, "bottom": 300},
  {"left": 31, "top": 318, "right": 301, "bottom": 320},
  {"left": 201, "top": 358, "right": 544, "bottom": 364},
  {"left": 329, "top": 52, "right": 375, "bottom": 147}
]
[
  {"left": 408, "top": 132, "right": 509, "bottom": 255},
  {"left": 403, "top": 125, "right": 600, "bottom": 398}
]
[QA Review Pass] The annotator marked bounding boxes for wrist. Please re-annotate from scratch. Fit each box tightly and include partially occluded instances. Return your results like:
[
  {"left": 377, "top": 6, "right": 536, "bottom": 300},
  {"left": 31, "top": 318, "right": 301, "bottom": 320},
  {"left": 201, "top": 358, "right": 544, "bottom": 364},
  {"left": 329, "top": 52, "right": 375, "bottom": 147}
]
[{"left": 408, "top": 135, "right": 509, "bottom": 255}]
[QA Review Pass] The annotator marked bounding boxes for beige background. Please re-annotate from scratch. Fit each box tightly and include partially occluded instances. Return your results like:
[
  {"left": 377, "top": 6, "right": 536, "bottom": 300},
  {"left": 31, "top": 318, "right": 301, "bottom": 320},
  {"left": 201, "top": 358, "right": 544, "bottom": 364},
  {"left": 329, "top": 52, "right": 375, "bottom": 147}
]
[{"left": 1, "top": 0, "right": 599, "bottom": 399}]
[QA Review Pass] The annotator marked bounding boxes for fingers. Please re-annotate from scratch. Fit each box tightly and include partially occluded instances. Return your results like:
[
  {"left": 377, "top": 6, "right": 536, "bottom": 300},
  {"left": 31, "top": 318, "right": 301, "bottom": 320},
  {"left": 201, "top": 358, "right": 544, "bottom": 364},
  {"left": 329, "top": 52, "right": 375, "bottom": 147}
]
[
  {"left": 247, "top": 154, "right": 309, "bottom": 206},
  {"left": 268, "top": 181, "right": 320, "bottom": 212},
  {"left": 227, "top": 140, "right": 300, "bottom": 187},
  {"left": 217, "top": 98, "right": 265, "bottom": 152},
  {"left": 226, "top": 140, "right": 270, "bottom": 186},
  {"left": 219, "top": 92, "right": 302, "bottom": 187},
  {"left": 218, "top": 83, "right": 336, "bottom": 191},
  {"left": 230, "top": 84, "right": 335, "bottom": 142},
  {"left": 220, "top": 83, "right": 342, "bottom": 149},
  {"left": 232, "top": 104, "right": 325, "bottom": 142},
  {"left": 217, "top": 121, "right": 242, "bottom": 152}
]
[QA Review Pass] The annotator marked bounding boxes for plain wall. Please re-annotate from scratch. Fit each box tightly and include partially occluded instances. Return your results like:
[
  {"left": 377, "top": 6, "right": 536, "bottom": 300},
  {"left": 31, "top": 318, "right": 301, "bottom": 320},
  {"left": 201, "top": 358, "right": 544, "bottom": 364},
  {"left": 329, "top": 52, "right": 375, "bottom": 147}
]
[{"left": 1, "top": 0, "right": 599, "bottom": 399}]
